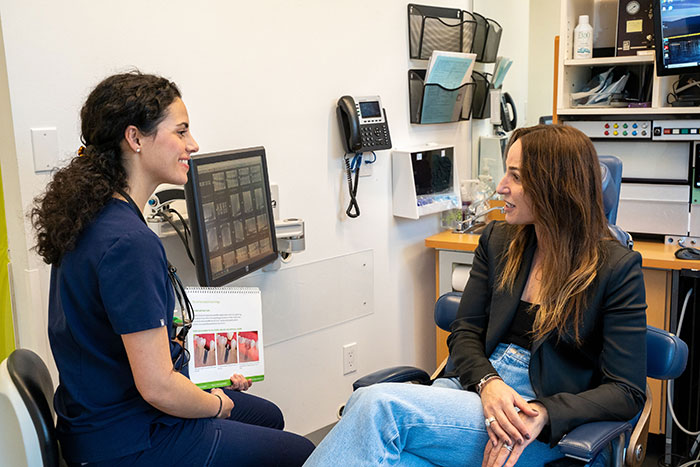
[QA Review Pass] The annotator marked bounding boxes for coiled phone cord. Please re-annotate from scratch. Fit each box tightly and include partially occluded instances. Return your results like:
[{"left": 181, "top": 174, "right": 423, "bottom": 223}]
[{"left": 344, "top": 153, "right": 362, "bottom": 218}]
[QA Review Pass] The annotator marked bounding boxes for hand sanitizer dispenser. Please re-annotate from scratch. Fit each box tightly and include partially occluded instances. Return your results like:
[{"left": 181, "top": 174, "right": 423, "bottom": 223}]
[{"left": 478, "top": 136, "right": 507, "bottom": 190}]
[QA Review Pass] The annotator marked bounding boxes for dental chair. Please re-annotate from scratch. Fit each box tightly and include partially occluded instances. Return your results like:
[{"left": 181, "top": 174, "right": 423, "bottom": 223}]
[
  {"left": 351, "top": 156, "right": 690, "bottom": 465},
  {"left": 599, "top": 155, "right": 632, "bottom": 249},
  {"left": 0, "top": 348, "right": 66, "bottom": 467}
]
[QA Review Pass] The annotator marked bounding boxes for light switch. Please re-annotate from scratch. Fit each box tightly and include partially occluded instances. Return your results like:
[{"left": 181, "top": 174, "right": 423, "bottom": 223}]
[{"left": 31, "top": 127, "right": 58, "bottom": 173}]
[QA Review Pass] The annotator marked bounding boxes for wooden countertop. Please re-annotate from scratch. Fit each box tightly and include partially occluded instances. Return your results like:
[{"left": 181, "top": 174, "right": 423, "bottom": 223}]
[{"left": 425, "top": 230, "right": 700, "bottom": 271}]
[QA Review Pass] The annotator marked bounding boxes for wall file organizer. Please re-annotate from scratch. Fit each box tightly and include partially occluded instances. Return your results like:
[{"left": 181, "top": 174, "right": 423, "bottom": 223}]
[
  {"left": 408, "top": 69, "right": 475, "bottom": 124},
  {"left": 470, "top": 12, "right": 502, "bottom": 64},
  {"left": 471, "top": 71, "right": 492, "bottom": 119},
  {"left": 408, "top": 4, "right": 477, "bottom": 60},
  {"left": 408, "top": 4, "right": 501, "bottom": 64}
]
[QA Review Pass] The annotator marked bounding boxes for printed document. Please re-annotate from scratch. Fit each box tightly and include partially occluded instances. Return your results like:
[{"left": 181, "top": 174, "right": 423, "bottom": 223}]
[
  {"left": 185, "top": 287, "right": 264, "bottom": 389},
  {"left": 421, "top": 51, "right": 475, "bottom": 123}
]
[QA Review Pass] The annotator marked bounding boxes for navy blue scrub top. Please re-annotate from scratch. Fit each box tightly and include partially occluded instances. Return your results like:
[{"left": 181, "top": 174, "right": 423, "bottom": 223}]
[{"left": 49, "top": 199, "right": 180, "bottom": 463}]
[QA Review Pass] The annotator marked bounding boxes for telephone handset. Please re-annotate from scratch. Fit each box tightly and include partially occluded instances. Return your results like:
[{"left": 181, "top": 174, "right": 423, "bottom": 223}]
[
  {"left": 337, "top": 95, "right": 392, "bottom": 153},
  {"left": 500, "top": 92, "right": 518, "bottom": 132}
]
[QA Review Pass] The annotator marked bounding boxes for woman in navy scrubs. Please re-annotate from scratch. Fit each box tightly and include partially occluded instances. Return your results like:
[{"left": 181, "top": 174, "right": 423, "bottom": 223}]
[{"left": 31, "top": 72, "right": 314, "bottom": 466}]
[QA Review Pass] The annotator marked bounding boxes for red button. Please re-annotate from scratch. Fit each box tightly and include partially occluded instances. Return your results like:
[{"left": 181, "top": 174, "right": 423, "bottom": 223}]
[
  {"left": 664, "top": 129, "right": 672, "bottom": 134},
  {"left": 604, "top": 123, "right": 610, "bottom": 129},
  {"left": 604, "top": 130, "right": 609, "bottom": 135}
]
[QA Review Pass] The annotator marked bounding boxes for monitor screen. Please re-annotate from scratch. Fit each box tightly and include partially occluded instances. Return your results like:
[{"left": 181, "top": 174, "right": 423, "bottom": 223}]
[
  {"left": 654, "top": 0, "right": 700, "bottom": 76},
  {"left": 184, "top": 147, "right": 278, "bottom": 287}
]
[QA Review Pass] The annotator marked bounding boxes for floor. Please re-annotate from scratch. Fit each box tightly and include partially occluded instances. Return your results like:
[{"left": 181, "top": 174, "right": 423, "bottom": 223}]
[{"left": 306, "top": 425, "right": 677, "bottom": 466}]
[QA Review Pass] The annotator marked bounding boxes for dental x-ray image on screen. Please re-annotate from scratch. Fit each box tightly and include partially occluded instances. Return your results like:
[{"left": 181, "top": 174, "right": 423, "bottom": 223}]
[{"left": 184, "top": 147, "right": 278, "bottom": 287}]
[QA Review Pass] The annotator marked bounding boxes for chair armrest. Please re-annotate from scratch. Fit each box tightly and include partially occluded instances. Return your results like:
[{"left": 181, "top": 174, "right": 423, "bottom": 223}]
[
  {"left": 557, "top": 421, "right": 632, "bottom": 462},
  {"left": 352, "top": 366, "right": 430, "bottom": 391}
]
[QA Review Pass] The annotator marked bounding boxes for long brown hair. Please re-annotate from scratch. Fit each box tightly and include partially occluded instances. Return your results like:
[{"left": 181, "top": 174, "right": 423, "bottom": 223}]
[
  {"left": 31, "top": 72, "right": 181, "bottom": 265},
  {"left": 497, "top": 124, "right": 610, "bottom": 343}
]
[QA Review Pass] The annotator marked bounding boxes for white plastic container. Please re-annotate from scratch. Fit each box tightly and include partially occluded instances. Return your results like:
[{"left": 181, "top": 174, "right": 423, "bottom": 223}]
[{"left": 573, "top": 15, "right": 593, "bottom": 59}]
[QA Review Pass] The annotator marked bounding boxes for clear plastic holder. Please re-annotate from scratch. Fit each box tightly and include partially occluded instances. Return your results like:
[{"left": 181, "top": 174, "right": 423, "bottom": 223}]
[
  {"left": 470, "top": 70, "right": 492, "bottom": 119},
  {"left": 408, "top": 4, "right": 477, "bottom": 60},
  {"left": 468, "top": 12, "right": 502, "bottom": 63},
  {"left": 417, "top": 192, "right": 460, "bottom": 218},
  {"left": 408, "top": 69, "right": 475, "bottom": 124}
]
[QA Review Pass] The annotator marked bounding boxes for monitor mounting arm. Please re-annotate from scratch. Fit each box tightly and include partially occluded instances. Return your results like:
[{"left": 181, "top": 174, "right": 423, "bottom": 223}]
[{"left": 147, "top": 186, "right": 305, "bottom": 266}]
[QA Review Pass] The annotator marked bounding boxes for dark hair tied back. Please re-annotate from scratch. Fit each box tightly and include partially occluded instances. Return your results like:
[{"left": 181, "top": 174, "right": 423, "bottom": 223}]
[{"left": 31, "top": 71, "right": 182, "bottom": 265}]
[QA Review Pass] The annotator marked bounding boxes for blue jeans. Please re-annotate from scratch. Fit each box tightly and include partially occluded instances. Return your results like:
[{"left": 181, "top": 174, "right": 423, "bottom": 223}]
[{"left": 304, "top": 343, "right": 611, "bottom": 466}]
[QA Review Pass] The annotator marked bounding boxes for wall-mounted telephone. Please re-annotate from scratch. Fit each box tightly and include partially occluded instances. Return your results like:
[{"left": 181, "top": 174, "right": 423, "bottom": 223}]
[
  {"left": 337, "top": 95, "right": 392, "bottom": 153},
  {"left": 489, "top": 89, "right": 518, "bottom": 133},
  {"left": 499, "top": 92, "right": 517, "bottom": 132}
]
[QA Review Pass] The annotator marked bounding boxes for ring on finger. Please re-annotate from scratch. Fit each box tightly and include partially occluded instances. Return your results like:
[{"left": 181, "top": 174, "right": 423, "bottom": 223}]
[
  {"left": 502, "top": 442, "right": 513, "bottom": 452},
  {"left": 484, "top": 416, "right": 496, "bottom": 428}
]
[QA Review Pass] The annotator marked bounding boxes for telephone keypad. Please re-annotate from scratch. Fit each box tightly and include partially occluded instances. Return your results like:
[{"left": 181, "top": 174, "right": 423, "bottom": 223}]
[{"left": 358, "top": 122, "right": 391, "bottom": 151}]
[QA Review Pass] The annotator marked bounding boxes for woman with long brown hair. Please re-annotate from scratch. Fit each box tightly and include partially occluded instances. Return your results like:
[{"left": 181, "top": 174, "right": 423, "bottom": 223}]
[
  {"left": 32, "top": 72, "right": 314, "bottom": 466},
  {"left": 304, "top": 124, "right": 647, "bottom": 467}
]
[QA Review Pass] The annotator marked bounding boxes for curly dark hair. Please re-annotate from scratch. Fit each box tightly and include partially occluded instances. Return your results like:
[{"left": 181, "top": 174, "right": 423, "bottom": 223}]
[{"left": 31, "top": 71, "right": 181, "bottom": 265}]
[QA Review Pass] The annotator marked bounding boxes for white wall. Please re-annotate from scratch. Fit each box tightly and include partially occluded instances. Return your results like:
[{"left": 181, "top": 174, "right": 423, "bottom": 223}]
[
  {"left": 0, "top": 0, "right": 482, "bottom": 436},
  {"left": 527, "top": 0, "right": 561, "bottom": 125},
  {"left": 470, "top": 0, "right": 531, "bottom": 176},
  {"left": 474, "top": 0, "right": 531, "bottom": 125},
  {"left": 0, "top": 0, "right": 539, "bottom": 438}
]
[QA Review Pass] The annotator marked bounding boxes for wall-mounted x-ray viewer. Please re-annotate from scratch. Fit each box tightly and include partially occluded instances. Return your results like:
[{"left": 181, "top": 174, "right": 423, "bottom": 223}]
[{"left": 391, "top": 144, "right": 460, "bottom": 219}]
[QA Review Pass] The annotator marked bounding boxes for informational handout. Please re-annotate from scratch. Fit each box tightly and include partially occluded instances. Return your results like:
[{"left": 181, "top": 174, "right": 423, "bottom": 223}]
[
  {"left": 492, "top": 56, "right": 513, "bottom": 89},
  {"left": 421, "top": 51, "right": 476, "bottom": 124},
  {"left": 186, "top": 287, "right": 264, "bottom": 389}
]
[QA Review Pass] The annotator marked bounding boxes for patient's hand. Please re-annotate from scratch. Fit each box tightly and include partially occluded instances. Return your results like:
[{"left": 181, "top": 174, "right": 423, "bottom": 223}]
[
  {"left": 482, "top": 402, "right": 549, "bottom": 467},
  {"left": 480, "top": 378, "right": 539, "bottom": 446}
]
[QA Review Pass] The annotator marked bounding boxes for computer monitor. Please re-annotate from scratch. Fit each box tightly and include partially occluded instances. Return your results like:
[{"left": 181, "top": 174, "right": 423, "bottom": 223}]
[
  {"left": 653, "top": 0, "right": 700, "bottom": 76},
  {"left": 184, "top": 147, "right": 278, "bottom": 287}
]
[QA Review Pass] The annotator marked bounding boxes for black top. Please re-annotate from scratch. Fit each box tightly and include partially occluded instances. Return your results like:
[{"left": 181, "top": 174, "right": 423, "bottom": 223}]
[{"left": 503, "top": 301, "right": 538, "bottom": 350}]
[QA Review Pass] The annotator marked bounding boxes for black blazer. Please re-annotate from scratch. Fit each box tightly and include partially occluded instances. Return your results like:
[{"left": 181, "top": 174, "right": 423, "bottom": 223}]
[{"left": 445, "top": 221, "right": 647, "bottom": 445}]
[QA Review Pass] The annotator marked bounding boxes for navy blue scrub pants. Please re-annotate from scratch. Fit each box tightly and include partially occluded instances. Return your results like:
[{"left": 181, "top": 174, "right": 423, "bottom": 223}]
[{"left": 69, "top": 389, "right": 315, "bottom": 466}]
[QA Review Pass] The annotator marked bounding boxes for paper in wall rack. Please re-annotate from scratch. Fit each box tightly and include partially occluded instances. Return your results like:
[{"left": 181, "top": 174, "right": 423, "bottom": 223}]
[
  {"left": 408, "top": 4, "right": 502, "bottom": 63},
  {"left": 409, "top": 70, "right": 475, "bottom": 124}
]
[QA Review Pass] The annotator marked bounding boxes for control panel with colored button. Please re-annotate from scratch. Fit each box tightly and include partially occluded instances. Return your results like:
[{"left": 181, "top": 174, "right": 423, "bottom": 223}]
[
  {"left": 564, "top": 121, "right": 651, "bottom": 139},
  {"left": 651, "top": 120, "right": 700, "bottom": 141}
]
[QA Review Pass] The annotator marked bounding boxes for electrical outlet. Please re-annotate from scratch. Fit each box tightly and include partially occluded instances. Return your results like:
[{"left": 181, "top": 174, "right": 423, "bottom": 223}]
[{"left": 343, "top": 343, "right": 357, "bottom": 375}]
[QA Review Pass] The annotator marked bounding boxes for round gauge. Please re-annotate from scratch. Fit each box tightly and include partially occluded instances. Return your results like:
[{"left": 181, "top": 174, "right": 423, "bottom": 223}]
[{"left": 626, "top": 1, "right": 641, "bottom": 15}]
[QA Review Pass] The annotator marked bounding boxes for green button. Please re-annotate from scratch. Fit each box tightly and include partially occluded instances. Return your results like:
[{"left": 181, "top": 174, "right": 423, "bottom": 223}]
[
  {"left": 623, "top": 131, "right": 628, "bottom": 136},
  {"left": 623, "top": 123, "right": 628, "bottom": 128},
  {"left": 681, "top": 128, "right": 690, "bottom": 134}
]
